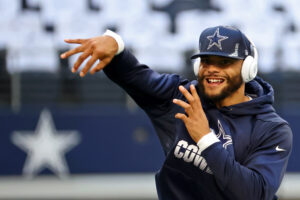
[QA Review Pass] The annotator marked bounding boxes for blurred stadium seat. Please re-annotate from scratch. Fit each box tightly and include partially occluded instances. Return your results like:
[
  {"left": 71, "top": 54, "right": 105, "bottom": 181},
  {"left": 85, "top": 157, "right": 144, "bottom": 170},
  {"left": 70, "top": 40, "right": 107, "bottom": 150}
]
[{"left": 2, "top": 0, "right": 300, "bottom": 74}]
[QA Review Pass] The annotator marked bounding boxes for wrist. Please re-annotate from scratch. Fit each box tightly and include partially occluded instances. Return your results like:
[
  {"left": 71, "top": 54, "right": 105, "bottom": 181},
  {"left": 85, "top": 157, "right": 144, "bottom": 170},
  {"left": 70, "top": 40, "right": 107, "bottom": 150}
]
[
  {"left": 103, "top": 30, "right": 125, "bottom": 55},
  {"left": 197, "top": 129, "right": 220, "bottom": 153},
  {"left": 193, "top": 128, "right": 211, "bottom": 143}
]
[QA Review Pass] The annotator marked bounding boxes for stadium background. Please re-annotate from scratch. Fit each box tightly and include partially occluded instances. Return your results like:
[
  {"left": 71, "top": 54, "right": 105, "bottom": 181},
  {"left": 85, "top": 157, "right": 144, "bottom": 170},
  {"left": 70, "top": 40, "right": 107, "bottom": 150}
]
[{"left": 0, "top": 0, "right": 300, "bottom": 199}]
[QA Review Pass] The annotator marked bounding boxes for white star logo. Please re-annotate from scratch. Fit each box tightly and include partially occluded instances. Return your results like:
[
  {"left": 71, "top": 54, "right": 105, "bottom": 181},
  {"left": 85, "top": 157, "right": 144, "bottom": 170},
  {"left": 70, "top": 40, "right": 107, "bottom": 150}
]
[
  {"left": 207, "top": 28, "right": 228, "bottom": 50},
  {"left": 11, "top": 109, "right": 80, "bottom": 179},
  {"left": 216, "top": 120, "right": 232, "bottom": 149}
]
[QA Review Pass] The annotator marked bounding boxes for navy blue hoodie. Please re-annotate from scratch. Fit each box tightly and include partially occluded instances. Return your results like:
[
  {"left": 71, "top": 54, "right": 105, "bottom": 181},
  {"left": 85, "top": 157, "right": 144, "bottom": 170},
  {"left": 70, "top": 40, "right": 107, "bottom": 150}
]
[{"left": 104, "top": 49, "right": 292, "bottom": 200}]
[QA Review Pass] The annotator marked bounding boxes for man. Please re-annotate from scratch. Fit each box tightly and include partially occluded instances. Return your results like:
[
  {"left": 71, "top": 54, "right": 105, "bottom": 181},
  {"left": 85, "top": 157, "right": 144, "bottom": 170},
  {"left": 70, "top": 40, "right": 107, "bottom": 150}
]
[{"left": 61, "top": 26, "right": 292, "bottom": 200}]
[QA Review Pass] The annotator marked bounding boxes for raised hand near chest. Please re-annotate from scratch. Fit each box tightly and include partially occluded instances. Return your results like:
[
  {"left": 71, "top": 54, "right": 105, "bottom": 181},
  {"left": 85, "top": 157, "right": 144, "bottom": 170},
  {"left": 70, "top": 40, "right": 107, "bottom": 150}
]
[{"left": 173, "top": 85, "right": 211, "bottom": 143}]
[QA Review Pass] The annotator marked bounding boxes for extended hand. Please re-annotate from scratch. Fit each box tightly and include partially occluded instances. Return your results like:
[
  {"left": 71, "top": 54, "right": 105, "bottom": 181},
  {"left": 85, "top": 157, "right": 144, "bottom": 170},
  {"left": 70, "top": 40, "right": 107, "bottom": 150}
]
[
  {"left": 173, "top": 85, "right": 210, "bottom": 143},
  {"left": 60, "top": 35, "right": 118, "bottom": 77}
]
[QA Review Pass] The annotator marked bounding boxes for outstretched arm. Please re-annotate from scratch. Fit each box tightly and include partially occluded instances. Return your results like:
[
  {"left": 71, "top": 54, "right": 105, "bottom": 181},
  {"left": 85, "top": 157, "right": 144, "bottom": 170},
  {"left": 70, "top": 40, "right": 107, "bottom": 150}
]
[{"left": 61, "top": 30, "right": 188, "bottom": 112}]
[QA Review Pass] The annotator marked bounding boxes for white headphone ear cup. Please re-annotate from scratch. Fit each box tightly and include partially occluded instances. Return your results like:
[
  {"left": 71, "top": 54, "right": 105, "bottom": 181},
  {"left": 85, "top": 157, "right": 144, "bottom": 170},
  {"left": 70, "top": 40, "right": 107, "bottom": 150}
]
[
  {"left": 242, "top": 55, "right": 257, "bottom": 82},
  {"left": 193, "top": 58, "right": 201, "bottom": 76},
  {"left": 241, "top": 36, "right": 258, "bottom": 82},
  {"left": 242, "top": 56, "right": 252, "bottom": 82}
]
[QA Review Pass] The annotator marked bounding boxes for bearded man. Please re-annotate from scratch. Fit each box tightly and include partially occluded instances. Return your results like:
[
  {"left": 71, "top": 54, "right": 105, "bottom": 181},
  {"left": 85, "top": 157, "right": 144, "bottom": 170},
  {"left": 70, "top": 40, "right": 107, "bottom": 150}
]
[{"left": 61, "top": 26, "right": 292, "bottom": 200}]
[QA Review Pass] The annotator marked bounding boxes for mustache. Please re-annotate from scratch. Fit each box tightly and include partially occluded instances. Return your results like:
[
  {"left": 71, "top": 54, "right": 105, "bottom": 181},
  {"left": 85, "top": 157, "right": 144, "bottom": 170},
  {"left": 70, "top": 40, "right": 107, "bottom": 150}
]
[{"left": 200, "top": 73, "right": 229, "bottom": 80}]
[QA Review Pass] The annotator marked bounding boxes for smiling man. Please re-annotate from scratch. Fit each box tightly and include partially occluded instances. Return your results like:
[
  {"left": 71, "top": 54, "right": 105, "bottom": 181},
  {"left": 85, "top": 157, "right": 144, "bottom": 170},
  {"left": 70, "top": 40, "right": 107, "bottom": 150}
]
[
  {"left": 197, "top": 55, "right": 246, "bottom": 106},
  {"left": 61, "top": 26, "right": 292, "bottom": 200}
]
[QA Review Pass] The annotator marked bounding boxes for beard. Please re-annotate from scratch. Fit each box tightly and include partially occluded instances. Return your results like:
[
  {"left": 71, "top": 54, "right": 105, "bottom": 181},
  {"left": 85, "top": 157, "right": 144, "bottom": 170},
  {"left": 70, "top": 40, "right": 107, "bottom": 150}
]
[{"left": 198, "top": 73, "right": 243, "bottom": 103}]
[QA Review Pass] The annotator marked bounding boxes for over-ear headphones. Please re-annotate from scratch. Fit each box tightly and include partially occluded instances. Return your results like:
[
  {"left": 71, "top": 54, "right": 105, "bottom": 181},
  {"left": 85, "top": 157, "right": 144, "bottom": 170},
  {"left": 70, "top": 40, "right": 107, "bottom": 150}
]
[
  {"left": 193, "top": 57, "right": 201, "bottom": 76},
  {"left": 241, "top": 39, "right": 258, "bottom": 83},
  {"left": 193, "top": 40, "right": 258, "bottom": 83}
]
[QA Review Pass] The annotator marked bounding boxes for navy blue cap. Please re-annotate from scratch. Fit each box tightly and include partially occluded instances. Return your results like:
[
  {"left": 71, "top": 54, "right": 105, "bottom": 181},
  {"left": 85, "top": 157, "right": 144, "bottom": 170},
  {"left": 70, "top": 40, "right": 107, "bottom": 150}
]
[{"left": 191, "top": 26, "right": 252, "bottom": 60}]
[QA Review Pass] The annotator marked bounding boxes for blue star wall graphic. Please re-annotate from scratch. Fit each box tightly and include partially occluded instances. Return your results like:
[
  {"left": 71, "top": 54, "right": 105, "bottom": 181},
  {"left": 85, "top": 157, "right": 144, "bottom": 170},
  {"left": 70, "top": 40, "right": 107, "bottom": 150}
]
[{"left": 11, "top": 109, "right": 80, "bottom": 179}]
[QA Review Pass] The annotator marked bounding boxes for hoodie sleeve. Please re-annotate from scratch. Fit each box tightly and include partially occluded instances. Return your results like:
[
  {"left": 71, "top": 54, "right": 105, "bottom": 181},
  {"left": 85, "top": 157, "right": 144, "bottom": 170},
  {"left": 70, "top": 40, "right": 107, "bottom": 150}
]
[
  {"left": 103, "top": 49, "right": 188, "bottom": 113},
  {"left": 200, "top": 122, "right": 292, "bottom": 200}
]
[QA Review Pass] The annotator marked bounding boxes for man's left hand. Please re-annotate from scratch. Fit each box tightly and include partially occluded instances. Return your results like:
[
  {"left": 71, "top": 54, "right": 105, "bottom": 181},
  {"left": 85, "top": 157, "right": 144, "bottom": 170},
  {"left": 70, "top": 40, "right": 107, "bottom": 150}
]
[{"left": 173, "top": 85, "right": 211, "bottom": 143}]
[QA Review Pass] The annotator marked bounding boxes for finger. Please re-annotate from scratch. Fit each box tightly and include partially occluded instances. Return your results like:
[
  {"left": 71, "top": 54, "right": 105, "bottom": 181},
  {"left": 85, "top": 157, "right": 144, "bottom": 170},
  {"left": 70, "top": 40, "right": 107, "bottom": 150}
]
[
  {"left": 173, "top": 99, "right": 193, "bottom": 114},
  {"left": 175, "top": 113, "right": 188, "bottom": 123},
  {"left": 179, "top": 85, "right": 195, "bottom": 105},
  {"left": 190, "top": 85, "right": 199, "bottom": 99},
  {"left": 190, "top": 85, "right": 206, "bottom": 118},
  {"left": 80, "top": 55, "right": 98, "bottom": 77},
  {"left": 60, "top": 46, "right": 83, "bottom": 59},
  {"left": 64, "top": 38, "right": 86, "bottom": 44},
  {"left": 72, "top": 50, "right": 92, "bottom": 73},
  {"left": 90, "top": 58, "right": 110, "bottom": 75},
  {"left": 190, "top": 84, "right": 202, "bottom": 108}
]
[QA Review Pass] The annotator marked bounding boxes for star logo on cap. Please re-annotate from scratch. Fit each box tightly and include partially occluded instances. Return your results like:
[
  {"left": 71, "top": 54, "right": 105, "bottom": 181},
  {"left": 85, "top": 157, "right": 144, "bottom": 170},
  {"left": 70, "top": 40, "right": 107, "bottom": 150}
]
[{"left": 207, "top": 28, "right": 228, "bottom": 50}]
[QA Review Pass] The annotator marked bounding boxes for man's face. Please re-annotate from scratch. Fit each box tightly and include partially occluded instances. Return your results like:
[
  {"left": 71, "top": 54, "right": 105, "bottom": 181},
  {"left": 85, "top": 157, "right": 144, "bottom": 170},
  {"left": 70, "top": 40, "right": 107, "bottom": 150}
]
[{"left": 197, "top": 55, "right": 244, "bottom": 102}]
